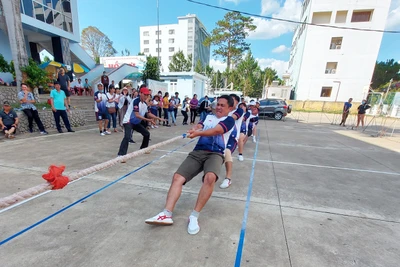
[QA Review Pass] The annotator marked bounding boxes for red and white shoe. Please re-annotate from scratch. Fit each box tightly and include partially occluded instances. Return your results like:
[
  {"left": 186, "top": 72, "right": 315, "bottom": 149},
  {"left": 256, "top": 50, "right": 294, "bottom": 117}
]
[{"left": 145, "top": 211, "right": 173, "bottom": 225}]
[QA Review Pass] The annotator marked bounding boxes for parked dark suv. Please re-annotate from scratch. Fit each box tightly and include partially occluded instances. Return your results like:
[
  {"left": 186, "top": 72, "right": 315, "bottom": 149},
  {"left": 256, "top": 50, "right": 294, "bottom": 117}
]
[{"left": 258, "top": 98, "right": 291, "bottom": 120}]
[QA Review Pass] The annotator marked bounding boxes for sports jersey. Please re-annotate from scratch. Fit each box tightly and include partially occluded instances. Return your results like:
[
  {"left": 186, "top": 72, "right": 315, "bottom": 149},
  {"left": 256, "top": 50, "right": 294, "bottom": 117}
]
[
  {"left": 193, "top": 114, "right": 235, "bottom": 154},
  {"left": 228, "top": 107, "right": 244, "bottom": 141},
  {"left": 240, "top": 111, "right": 251, "bottom": 134},
  {"left": 247, "top": 114, "right": 259, "bottom": 132},
  {"left": 94, "top": 91, "right": 107, "bottom": 112},
  {"left": 123, "top": 97, "right": 148, "bottom": 125}
]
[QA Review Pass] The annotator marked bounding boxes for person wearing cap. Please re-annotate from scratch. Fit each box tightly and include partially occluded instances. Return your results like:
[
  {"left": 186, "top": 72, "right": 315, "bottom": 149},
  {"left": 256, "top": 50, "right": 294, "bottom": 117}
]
[
  {"left": 50, "top": 82, "right": 74, "bottom": 133},
  {"left": 118, "top": 87, "right": 132, "bottom": 131},
  {"left": 94, "top": 83, "right": 110, "bottom": 136},
  {"left": 0, "top": 101, "right": 18, "bottom": 139},
  {"left": 237, "top": 102, "right": 255, "bottom": 161},
  {"left": 181, "top": 95, "right": 190, "bottom": 125},
  {"left": 18, "top": 83, "right": 48, "bottom": 135},
  {"left": 246, "top": 101, "right": 259, "bottom": 143},
  {"left": 117, "top": 87, "right": 164, "bottom": 159}
]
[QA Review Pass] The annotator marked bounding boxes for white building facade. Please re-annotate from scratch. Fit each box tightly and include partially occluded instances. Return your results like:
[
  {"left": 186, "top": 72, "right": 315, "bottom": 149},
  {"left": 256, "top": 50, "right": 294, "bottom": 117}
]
[
  {"left": 160, "top": 72, "right": 208, "bottom": 99},
  {"left": 288, "top": 0, "right": 391, "bottom": 102},
  {"left": 139, "top": 14, "right": 210, "bottom": 72}
]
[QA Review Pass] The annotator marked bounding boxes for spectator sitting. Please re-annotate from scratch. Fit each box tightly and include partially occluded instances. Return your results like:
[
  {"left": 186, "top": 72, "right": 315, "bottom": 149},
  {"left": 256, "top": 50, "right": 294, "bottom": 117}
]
[
  {"left": 10, "top": 78, "right": 17, "bottom": 86},
  {"left": 0, "top": 78, "right": 9, "bottom": 86},
  {"left": 75, "top": 78, "right": 84, "bottom": 96},
  {"left": 83, "top": 78, "right": 92, "bottom": 96},
  {"left": 0, "top": 101, "right": 19, "bottom": 139}
]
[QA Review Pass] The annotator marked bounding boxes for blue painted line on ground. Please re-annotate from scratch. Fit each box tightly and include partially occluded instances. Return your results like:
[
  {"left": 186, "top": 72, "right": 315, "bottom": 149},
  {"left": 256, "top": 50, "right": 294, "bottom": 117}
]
[
  {"left": 0, "top": 138, "right": 194, "bottom": 247},
  {"left": 234, "top": 134, "right": 260, "bottom": 267}
]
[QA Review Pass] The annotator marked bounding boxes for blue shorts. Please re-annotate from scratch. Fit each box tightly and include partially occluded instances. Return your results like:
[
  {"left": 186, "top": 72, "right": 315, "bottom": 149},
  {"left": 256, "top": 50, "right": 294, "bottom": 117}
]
[
  {"left": 96, "top": 110, "right": 109, "bottom": 121},
  {"left": 226, "top": 137, "right": 238, "bottom": 153}
]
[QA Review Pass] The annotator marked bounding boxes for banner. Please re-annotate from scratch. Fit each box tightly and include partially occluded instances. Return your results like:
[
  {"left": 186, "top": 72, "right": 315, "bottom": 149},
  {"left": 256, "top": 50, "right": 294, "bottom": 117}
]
[
  {"left": 147, "top": 79, "right": 168, "bottom": 95},
  {"left": 100, "top": 56, "right": 146, "bottom": 71}
]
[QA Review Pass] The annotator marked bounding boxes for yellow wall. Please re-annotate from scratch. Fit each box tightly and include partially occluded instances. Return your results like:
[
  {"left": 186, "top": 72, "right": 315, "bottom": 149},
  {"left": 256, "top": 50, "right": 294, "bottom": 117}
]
[{"left": 287, "top": 100, "right": 360, "bottom": 114}]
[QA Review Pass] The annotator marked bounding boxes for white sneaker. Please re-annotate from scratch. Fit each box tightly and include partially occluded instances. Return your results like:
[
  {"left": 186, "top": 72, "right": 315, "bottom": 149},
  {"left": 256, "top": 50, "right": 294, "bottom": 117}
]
[
  {"left": 187, "top": 215, "right": 200, "bottom": 235},
  {"left": 145, "top": 211, "right": 173, "bottom": 225},
  {"left": 238, "top": 155, "right": 244, "bottom": 162},
  {"left": 100, "top": 132, "right": 106, "bottom": 136},
  {"left": 154, "top": 125, "right": 159, "bottom": 128},
  {"left": 105, "top": 131, "right": 111, "bottom": 135},
  {"left": 151, "top": 125, "right": 155, "bottom": 129},
  {"left": 219, "top": 178, "right": 231, "bottom": 189},
  {"left": 252, "top": 136, "right": 256, "bottom": 143}
]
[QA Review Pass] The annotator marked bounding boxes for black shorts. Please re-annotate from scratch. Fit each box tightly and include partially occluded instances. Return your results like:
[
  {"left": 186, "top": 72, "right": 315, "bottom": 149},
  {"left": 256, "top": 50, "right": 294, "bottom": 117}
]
[
  {"left": 3, "top": 124, "right": 14, "bottom": 132},
  {"left": 247, "top": 127, "right": 253, "bottom": 137},
  {"left": 61, "top": 88, "right": 71, "bottom": 97}
]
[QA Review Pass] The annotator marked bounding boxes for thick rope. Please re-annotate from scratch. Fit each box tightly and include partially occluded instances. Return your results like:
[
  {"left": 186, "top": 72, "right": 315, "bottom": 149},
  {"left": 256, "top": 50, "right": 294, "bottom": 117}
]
[{"left": 0, "top": 135, "right": 187, "bottom": 209}]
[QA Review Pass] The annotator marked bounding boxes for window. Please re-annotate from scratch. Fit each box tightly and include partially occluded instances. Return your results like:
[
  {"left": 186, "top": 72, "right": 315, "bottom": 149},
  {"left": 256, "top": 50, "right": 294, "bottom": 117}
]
[
  {"left": 169, "top": 29, "right": 175, "bottom": 34},
  {"left": 268, "top": 100, "right": 279, "bottom": 105},
  {"left": 325, "top": 62, "right": 338, "bottom": 74},
  {"left": 156, "top": 39, "right": 161, "bottom": 44},
  {"left": 330, "top": 37, "right": 343, "bottom": 49},
  {"left": 143, "top": 31, "right": 149, "bottom": 36},
  {"left": 320, "top": 87, "right": 332, "bottom": 97},
  {"left": 351, "top": 10, "right": 373, "bottom": 22},
  {"left": 34, "top": 2, "right": 45, "bottom": 22},
  {"left": 169, "top": 56, "right": 172, "bottom": 60},
  {"left": 312, "top": 11, "right": 332, "bottom": 24},
  {"left": 144, "top": 48, "right": 149, "bottom": 53},
  {"left": 143, "top": 40, "right": 149, "bottom": 44},
  {"left": 155, "top": 30, "right": 162, "bottom": 35},
  {"left": 22, "top": 0, "right": 34, "bottom": 17},
  {"left": 156, "top": 48, "right": 161, "bottom": 52},
  {"left": 168, "top": 38, "right": 174, "bottom": 43},
  {"left": 335, "top": 10, "right": 348, "bottom": 23},
  {"left": 260, "top": 100, "right": 268, "bottom": 106},
  {"left": 188, "top": 27, "right": 193, "bottom": 30},
  {"left": 169, "top": 47, "right": 175, "bottom": 52}
]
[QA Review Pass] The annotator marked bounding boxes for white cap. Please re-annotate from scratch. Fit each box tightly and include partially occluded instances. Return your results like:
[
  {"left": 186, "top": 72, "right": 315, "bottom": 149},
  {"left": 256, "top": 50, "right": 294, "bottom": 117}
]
[{"left": 249, "top": 101, "right": 256, "bottom": 106}]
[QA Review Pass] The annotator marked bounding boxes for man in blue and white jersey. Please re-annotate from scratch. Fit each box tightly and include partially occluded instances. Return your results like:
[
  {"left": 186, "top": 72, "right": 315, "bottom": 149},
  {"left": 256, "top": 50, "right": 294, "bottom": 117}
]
[
  {"left": 145, "top": 95, "right": 235, "bottom": 235},
  {"left": 220, "top": 94, "right": 244, "bottom": 189}
]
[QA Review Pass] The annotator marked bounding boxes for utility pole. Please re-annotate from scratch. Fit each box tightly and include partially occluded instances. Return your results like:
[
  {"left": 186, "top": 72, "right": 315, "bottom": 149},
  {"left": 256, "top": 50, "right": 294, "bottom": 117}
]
[{"left": 157, "top": 0, "right": 160, "bottom": 75}]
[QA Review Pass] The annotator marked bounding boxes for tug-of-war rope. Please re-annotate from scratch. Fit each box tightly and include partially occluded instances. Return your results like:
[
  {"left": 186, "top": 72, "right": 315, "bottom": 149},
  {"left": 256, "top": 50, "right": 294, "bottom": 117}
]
[{"left": 0, "top": 134, "right": 188, "bottom": 210}]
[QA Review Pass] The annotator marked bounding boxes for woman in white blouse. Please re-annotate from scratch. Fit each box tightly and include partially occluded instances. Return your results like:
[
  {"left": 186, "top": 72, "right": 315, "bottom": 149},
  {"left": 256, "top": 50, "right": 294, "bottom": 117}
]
[{"left": 106, "top": 86, "right": 118, "bottom": 132}]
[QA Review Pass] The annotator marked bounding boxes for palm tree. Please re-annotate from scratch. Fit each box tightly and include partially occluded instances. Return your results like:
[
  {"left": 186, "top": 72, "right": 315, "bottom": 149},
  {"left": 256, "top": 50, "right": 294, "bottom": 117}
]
[{"left": 0, "top": 0, "right": 28, "bottom": 88}]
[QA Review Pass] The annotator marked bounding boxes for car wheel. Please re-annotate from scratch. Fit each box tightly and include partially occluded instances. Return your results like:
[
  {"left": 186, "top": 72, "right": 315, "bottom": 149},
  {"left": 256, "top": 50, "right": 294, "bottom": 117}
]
[{"left": 274, "top": 112, "right": 283, "bottom": 120}]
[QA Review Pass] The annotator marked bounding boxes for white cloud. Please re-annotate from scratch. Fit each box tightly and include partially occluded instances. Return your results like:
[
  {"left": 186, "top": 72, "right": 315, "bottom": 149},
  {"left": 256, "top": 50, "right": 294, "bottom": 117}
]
[
  {"left": 261, "top": 0, "right": 281, "bottom": 15},
  {"left": 249, "top": 0, "right": 302, "bottom": 39},
  {"left": 219, "top": 0, "right": 242, "bottom": 5},
  {"left": 272, "top": 44, "right": 289, "bottom": 53},
  {"left": 257, "top": 58, "right": 289, "bottom": 77},
  {"left": 210, "top": 58, "right": 226, "bottom": 72},
  {"left": 386, "top": 0, "right": 400, "bottom": 30}
]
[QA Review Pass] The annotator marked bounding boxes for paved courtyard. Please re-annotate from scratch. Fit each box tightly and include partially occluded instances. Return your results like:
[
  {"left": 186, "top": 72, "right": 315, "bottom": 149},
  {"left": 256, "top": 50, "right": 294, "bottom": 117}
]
[{"left": 0, "top": 117, "right": 399, "bottom": 267}]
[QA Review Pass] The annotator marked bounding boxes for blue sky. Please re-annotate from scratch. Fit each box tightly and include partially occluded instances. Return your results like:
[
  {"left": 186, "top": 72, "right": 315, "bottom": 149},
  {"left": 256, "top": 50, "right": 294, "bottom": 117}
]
[{"left": 76, "top": 0, "right": 400, "bottom": 76}]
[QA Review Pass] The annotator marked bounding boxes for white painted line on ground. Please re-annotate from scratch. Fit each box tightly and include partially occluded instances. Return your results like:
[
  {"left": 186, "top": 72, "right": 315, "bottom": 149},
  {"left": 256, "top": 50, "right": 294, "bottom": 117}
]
[{"left": 252, "top": 159, "right": 400, "bottom": 176}]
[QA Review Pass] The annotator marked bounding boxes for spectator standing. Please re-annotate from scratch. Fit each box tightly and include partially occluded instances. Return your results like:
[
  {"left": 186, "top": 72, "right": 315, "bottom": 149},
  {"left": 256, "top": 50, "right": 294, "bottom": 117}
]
[
  {"left": 168, "top": 95, "right": 177, "bottom": 126},
  {"left": 18, "top": 83, "right": 48, "bottom": 134},
  {"left": 118, "top": 87, "right": 132, "bottom": 130},
  {"left": 356, "top": 100, "right": 371, "bottom": 129},
  {"left": 106, "top": 85, "right": 118, "bottom": 133},
  {"left": 56, "top": 68, "right": 71, "bottom": 107},
  {"left": 94, "top": 84, "right": 110, "bottom": 136},
  {"left": 199, "top": 96, "right": 211, "bottom": 122},
  {"left": 339, "top": 98, "right": 353, "bottom": 127},
  {"left": 174, "top": 92, "right": 181, "bottom": 119},
  {"left": 157, "top": 91, "right": 163, "bottom": 123},
  {"left": 189, "top": 94, "right": 198, "bottom": 124},
  {"left": 181, "top": 95, "right": 190, "bottom": 125},
  {"left": 162, "top": 92, "right": 170, "bottom": 127},
  {"left": 101, "top": 71, "right": 109, "bottom": 92},
  {"left": 150, "top": 95, "right": 160, "bottom": 128},
  {"left": 50, "top": 82, "right": 74, "bottom": 133},
  {"left": 0, "top": 101, "right": 18, "bottom": 139}
]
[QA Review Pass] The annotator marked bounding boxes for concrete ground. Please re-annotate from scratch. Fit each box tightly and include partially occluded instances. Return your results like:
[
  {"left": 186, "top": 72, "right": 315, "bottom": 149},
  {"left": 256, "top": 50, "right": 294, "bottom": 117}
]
[{"left": 0, "top": 116, "right": 399, "bottom": 267}]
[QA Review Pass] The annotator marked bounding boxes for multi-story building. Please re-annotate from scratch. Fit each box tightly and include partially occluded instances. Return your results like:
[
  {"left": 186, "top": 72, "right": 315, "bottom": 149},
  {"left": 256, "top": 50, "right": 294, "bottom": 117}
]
[
  {"left": 0, "top": 0, "right": 94, "bottom": 82},
  {"left": 288, "top": 0, "right": 391, "bottom": 102},
  {"left": 139, "top": 14, "right": 210, "bottom": 72}
]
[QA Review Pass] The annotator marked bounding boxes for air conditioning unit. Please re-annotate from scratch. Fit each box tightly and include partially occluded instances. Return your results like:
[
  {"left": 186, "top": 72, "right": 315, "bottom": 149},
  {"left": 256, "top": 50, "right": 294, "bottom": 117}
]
[
  {"left": 331, "top": 69, "right": 336, "bottom": 74},
  {"left": 336, "top": 45, "right": 341, "bottom": 49}
]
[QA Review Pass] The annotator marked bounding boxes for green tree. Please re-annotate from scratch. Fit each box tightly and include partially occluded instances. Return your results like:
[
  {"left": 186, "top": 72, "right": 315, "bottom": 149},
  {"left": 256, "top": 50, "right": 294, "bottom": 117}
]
[
  {"left": 43, "top": 55, "right": 51, "bottom": 63},
  {"left": 137, "top": 52, "right": 145, "bottom": 56},
  {"left": 211, "top": 70, "right": 224, "bottom": 88},
  {"left": 81, "top": 26, "right": 117, "bottom": 60},
  {"left": 371, "top": 59, "right": 400, "bottom": 90},
  {"left": 204, "top": 12, "right": 257, "bottom": 71},
  {"left": 168, "top": 51, "right": 192, "bottom": 72},
  {"left": 120, "top": 48, "right": 131, "bottom": 56},
  {"left": 0, "top": 54, "right": 10, "bottom": 72},
  {"left": 20, "top": 58, "right": 51, "bottom": 89},
  {"left": 194, "top": 59, "right": 203, "bottom": 74},
  {"left": 142, "top": 56, "right": 160, "bottom": 82},
  {"left": 236, "top": 51, "right": 259, "bottom": 97}
]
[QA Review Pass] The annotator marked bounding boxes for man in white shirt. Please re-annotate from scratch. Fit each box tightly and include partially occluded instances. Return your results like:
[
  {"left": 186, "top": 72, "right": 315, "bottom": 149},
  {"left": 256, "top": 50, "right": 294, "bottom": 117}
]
[{"left": 94, "top": 84, "right": 110, "bottom": 136}]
